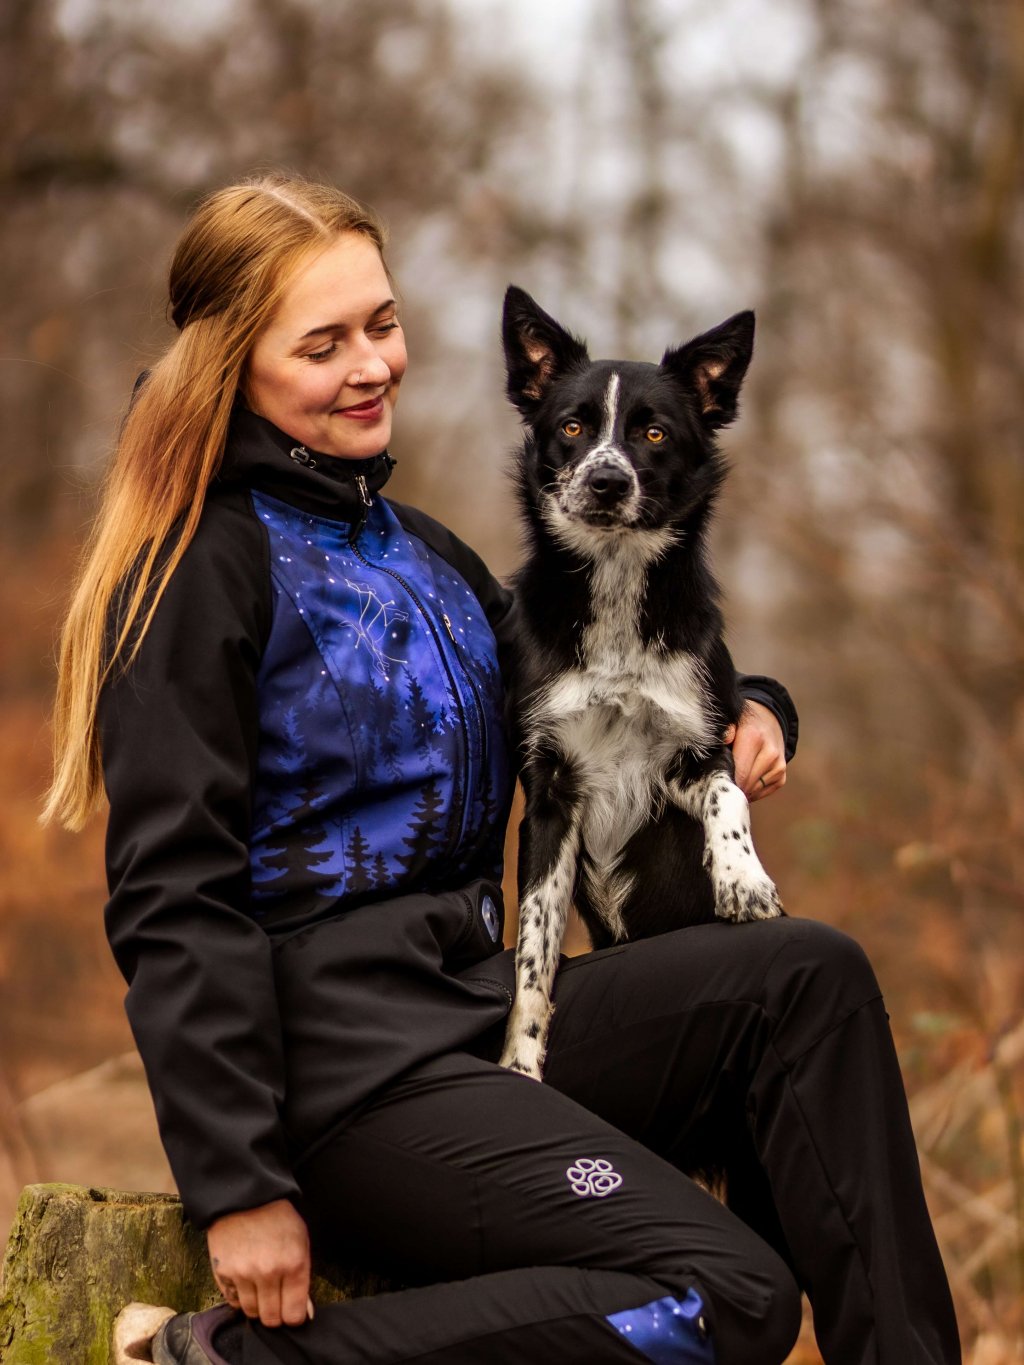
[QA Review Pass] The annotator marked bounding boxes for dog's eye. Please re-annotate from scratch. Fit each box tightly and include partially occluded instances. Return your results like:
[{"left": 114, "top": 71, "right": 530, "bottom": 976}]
[
  {"left": 562, "top": 420, "right": 582, "bottom": 438},
  {"left": 645, "top": 426, "right": 667, "bottom": 444}
]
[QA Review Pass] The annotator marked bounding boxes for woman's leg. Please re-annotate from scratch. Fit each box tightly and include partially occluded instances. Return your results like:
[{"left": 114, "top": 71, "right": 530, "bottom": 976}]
[
  {"left": 240, "top": 1051, "right": 800, "bottom": 1364},
  {"left": 539, "top": 917, "right": 961, "bottom": 1365}
]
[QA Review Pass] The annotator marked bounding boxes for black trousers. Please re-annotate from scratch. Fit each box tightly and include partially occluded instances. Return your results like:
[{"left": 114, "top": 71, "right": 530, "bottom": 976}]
[{"left": 242, "top": 918, "right": 960, "bottom": 1365}]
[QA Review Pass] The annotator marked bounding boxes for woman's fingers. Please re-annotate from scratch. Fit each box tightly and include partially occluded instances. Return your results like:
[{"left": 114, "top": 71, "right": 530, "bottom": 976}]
[
  {"left": 748, "top": 766, "right": 786, "bottom": 803},
  {"left": 233, "top": 1276, "right": 261, "bottom": 1322},
  {"left": 225, "top": 1267, "right": 307, "bottom": 1328},
  {"left": 207, "top": 1198, "right": 311, "bottom": 1328},
  {"left": 279, "top": 1264, "right": 314, "bottom": 1327},
  {"left": 255, "top": 1275, "right": 285, "bottom": 1329},
  {"left": 731, "top": 735, "right": 762, "bottom": 793},
  {"left": 730, "top": 701, "right": 787, "bottom": 800}
]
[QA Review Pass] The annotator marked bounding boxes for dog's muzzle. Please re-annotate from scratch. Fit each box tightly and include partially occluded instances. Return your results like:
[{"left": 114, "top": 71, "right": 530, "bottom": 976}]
[{"left": 563, "top": 455, "right": 640, "bottom": 524}]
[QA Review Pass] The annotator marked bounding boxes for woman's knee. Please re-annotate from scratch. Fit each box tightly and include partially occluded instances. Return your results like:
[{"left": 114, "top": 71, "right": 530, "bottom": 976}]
[
  {"left": 671, "top": 1241, "right": 801, "bottom": 1365},
  {"left": 768, "top": 916, "right": 878, "bottom": 983},
  {"left": 761, "top": 918, "right": 883, "bottom": 1064},
  {"left": 731, "top": 1239, "right": 803, "bottom": 1364},
  {"left": 735, "top": 1246, "right": 803, "bottom": 1365}
]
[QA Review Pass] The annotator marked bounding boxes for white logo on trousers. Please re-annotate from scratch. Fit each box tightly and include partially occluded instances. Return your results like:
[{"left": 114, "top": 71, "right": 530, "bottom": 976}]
[{"left": 566, "top": 1158, "right": 623, "bottom": 1198}]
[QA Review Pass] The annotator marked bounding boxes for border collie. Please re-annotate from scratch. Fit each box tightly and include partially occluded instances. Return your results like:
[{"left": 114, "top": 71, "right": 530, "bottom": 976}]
[{"left": 497, "top": 286, "right": 782, "bottom": 1081}]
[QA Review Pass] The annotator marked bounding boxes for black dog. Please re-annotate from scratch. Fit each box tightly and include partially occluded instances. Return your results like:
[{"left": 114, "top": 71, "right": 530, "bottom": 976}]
[{"left": 497, "top": 286, "right": 782, "bottom": 1081}]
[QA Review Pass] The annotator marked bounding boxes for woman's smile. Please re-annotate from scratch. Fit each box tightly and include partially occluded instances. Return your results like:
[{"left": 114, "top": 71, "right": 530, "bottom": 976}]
[{"left": 336, "top": 394, "right": 386, "bottom": 420}]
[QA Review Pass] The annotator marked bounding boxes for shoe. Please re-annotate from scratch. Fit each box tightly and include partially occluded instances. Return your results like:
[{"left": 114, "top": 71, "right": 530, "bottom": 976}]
[{"left": 150, "top": 1303, "right": 239, "bottom": 1364}]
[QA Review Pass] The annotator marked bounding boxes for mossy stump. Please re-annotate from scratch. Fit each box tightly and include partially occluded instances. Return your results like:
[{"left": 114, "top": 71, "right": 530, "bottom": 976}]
[{"left": 0, "top": 1183, "right": 388, "bottom": 1363}]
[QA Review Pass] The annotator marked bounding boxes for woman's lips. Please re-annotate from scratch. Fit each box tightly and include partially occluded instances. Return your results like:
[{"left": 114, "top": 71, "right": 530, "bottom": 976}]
[{"left": 336, "top": 396, "right": 385, "bottom": 420}]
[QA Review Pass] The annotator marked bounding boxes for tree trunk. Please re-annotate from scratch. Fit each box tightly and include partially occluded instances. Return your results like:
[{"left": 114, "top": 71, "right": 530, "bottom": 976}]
[{"left": 0, "top": 1183, "right": 387, "bottom": 1364}]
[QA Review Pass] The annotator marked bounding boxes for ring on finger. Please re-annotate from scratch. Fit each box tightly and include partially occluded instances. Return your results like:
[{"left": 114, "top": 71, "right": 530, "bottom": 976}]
[{"left": 758, "top": 775, "right": 768, "bottom": 789}]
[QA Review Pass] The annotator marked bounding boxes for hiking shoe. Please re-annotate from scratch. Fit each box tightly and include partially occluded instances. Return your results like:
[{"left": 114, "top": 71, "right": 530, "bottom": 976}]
[{"left": 151, "top": 1303, "right": 239, "bottom": 1364}]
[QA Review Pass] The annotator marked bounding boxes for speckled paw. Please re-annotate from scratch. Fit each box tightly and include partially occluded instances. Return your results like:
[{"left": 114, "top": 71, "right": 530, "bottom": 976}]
[{"left": 713, "top": 871, "right": 783, "bottom": 923}]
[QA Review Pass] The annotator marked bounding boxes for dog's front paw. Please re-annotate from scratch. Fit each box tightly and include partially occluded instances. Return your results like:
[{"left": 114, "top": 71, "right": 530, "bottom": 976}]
[
  {"left": 499, "top": 1041, "right": 545, "bottom": 1082},
  {"left": 713, "top": 867, "right": 783, "bottom": 922},
  {"left": 500, "top": 994, "right": 552, "bottom": 1081}
]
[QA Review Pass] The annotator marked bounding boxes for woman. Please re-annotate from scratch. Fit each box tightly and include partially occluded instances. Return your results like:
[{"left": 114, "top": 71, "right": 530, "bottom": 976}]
[{"left": 46, "top": 174, "right": 959, "bottom": 1365}]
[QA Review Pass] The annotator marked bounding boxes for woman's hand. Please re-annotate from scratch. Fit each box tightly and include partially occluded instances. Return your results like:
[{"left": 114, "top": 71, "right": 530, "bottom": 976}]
[
  {"left": 207, "top": 1198, "right": 312, "bottom": 1328},
  {"left": 725, "top": 700, "right": 787, "bottom": 802}
]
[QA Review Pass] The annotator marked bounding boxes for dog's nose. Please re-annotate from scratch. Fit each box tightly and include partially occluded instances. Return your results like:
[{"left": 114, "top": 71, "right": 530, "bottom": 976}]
[{"left": 584, "top": 463, "right": 633, "bottom": 503}]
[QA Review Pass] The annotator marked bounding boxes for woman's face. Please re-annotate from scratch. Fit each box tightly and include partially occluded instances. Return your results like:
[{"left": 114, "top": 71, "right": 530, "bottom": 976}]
[{"left": 246, "top": 232, "right": 408, "bottom": 460}]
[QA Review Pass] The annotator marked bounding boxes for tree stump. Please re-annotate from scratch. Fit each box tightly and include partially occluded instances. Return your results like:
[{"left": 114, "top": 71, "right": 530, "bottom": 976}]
[{"left": 0, "top": 1184, "right": 388, "bottom": 1363}]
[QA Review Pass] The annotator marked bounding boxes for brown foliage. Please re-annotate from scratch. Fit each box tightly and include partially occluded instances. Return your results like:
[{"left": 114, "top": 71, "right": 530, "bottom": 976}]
[{"left": 1, "top": 0, "right": 1021, "bottom": 1356}]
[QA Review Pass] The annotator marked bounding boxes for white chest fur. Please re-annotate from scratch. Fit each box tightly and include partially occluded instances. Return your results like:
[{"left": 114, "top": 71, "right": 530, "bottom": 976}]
[{"left": 524, "top": 532, "right": 716, "bottom": 935}]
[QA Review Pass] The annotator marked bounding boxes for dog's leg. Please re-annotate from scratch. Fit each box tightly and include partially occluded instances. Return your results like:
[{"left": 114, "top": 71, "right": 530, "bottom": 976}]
[
  {"left": 668, "top": 760, "right": 783, "bottom": 922},
  {"left": 499, "top": 751, "right": 582, "bottom": 1081}
]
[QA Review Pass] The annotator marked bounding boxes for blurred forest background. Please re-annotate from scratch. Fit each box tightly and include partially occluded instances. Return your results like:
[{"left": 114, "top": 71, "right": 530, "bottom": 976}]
[{"left": 0, "top": 0, "right": 1021, "bottom": 1359}]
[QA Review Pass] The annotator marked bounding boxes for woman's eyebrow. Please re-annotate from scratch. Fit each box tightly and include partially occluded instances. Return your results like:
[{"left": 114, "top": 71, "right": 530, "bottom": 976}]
[{"left": 298, "top": 299, "right": 396, "bottom": 341}]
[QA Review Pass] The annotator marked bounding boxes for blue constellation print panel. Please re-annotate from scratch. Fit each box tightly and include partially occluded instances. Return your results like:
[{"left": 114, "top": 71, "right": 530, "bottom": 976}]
[
  {"left": 607, "top": 1290, "right": 715, "bottom": 1364},
  {"left": 247, "top": 491, "right": 510, "bottom": 922}
]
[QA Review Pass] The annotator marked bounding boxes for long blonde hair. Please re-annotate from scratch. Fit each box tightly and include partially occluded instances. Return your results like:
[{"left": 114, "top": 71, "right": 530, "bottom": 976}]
[{"left": 44, "top": 173, "right": 387, "bottom": 830}]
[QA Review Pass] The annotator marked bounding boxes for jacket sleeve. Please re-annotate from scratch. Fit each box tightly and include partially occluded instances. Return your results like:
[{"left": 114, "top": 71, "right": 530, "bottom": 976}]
[
  {"left": 98, "top": 496, "right": 301, "bottom": 1228},
  {"left": 737, "top": 673, "right": 799, "bottom": 762}
]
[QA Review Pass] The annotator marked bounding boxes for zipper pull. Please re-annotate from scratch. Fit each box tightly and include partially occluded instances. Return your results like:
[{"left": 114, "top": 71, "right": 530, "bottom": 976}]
[
  {"left": 348, "top": 475, "right": 374, "bottom": 545},
  {"left": 442, "top": 612, "right": 457, "bottom": 643},
  {"left": 290, "top": 445, "right": 317, "bottom": 469}
]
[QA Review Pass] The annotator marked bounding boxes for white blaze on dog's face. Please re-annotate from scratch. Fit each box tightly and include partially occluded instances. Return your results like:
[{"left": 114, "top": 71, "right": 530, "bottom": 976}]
[
  {"left": 555, "top": 372, "right": 641, "bottom": 528},
  {"left": 501, "top": 286, "right": 755, "bottom": 554}
]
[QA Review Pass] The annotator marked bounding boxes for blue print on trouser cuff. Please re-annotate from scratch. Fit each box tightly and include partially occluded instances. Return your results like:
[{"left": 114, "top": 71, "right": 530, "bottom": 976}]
[{"left": 607, "top": 1289, "right": 715, "bottom": 1364}]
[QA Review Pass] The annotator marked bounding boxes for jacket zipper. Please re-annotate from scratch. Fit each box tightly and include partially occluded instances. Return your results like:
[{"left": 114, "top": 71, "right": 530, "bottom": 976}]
[
  {"left": 347, "top": 483, "right": 476, "bottom": 856},
  {"left": 441, "top": 619, "right": 498, "bottom": 880},
  {"left": 352, "top": 474, "right": 372, "bottom": 540},
  {"left": 441, "top": 611, "right": 490, "bottom": 774}
]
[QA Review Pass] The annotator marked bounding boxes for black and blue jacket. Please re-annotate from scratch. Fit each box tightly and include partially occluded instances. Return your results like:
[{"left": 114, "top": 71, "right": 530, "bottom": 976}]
[
  {"left": 98, "top": 407, "right": 797, "bottom": 1228},
  {"left": 249, "top": 456, "right": 511, "bottom": 923}
]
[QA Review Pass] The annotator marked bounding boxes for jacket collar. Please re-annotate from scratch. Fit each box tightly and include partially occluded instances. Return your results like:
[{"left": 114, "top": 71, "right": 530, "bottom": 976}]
[{"left": 218, "top": 406, "right": 396, "bottom": 521}]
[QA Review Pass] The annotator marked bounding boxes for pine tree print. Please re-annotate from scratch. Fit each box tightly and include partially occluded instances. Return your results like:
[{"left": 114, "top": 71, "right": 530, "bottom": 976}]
[
  {"left": 380, "top": 727, "right": 404, "bottom": 784},
  {"left": 449, "top": 760, "right": 465, "bottom": 857},
  {"left": 368, "top": 675, "right": 404, "bottom": 783},
  {"left": 362, "top": 678, "right": 392, "bottom": 778},
  {"left": 345, "top": 825, "right": 374, "bottom": 895},
  {"left": 372, "top": 850, "right": 390, "bottom": 889},
  {"left": 396, "top": 777, "right": 447, "bottom": 878},
  {"left": 439, "top": 676, "right": 463, "bottom": 738},
  {"left": 256, "top": 784, "right": 339, "bottom": 901},
  {"left": 278, "top": 708, "right": 307, "bottom": 774},
  {"left": 406, "top": 674, "right": 440, "bottom": 761}
]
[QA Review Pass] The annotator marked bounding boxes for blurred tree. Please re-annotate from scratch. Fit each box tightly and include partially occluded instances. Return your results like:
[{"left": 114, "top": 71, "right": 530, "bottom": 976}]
[
  {"left": 547, "top": 0, "right": 1024, "bottom": 1337},
  {"left": 0, "top": 0, "right": 536, "bottom": 542},
  {"left": 2, "top": 0, "right": 1021, "bottom": 1343},
  {"left": 727, "top": 0, "right": 1024, "bottom": 1332}
]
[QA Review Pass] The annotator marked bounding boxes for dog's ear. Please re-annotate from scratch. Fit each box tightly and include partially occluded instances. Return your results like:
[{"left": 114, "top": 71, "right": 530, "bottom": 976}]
[
  {"left": 502, "top": 286, "right": 590, "bottom": 416},
  {"left": 661, "top": 311, "right": 755, "bottom": 430}
]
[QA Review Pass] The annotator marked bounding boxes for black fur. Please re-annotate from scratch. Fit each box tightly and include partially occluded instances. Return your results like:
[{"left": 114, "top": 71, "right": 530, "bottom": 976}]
[{"left": 498, "top": 287, "right": 781, "bottom": 1080}]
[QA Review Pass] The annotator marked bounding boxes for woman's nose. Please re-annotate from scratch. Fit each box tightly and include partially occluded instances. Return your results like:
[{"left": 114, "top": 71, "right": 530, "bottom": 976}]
[{"left": 349, "top": 345, "right": 392, "bottom": 387}]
